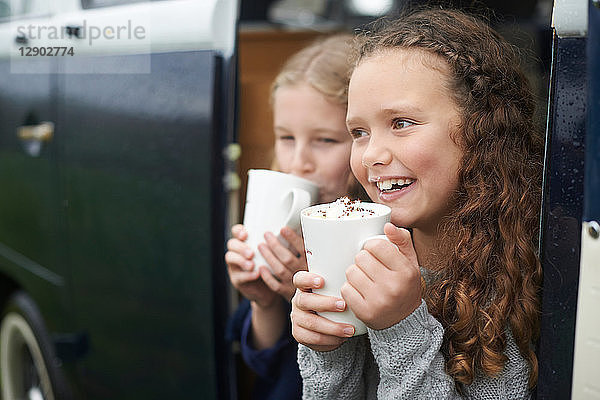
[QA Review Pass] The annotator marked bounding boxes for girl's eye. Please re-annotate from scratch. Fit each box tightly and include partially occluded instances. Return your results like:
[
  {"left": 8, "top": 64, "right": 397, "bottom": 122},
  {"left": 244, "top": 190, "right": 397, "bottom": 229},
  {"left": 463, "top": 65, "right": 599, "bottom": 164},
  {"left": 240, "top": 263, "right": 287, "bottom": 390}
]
[
  {"left": 278, "top": 135, "right": 294, "bottom": 141},
  {"left": 349, "top": 128, "right": 369, "bottom": 139},
  {"left": 392, "top": 119, "right": 414, "bottom": 130},
  {"left": 317, "top": 137, "right": 338, "bottom": 144}
]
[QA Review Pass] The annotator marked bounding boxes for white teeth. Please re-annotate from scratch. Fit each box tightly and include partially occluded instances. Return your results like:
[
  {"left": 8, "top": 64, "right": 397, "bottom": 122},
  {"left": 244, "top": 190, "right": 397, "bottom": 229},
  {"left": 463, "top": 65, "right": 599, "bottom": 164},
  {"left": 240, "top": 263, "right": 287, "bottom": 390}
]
[
  {"left": 376, "top": 179, "right": 392, "bottom": 190},
  {"left": 376, "top": 178, "right": 414, "bottom": 191}
]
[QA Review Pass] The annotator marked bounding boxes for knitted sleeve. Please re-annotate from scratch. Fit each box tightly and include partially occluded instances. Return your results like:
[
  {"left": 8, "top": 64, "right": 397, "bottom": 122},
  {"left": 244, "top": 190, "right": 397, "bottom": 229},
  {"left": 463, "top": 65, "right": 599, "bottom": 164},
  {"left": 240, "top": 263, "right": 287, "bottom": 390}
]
[
  {"left": 297, "top": 335, "right": 378, "bottom": 399},
  {"left": 368, "top": 300, "right": 532, "bottom": 399}
]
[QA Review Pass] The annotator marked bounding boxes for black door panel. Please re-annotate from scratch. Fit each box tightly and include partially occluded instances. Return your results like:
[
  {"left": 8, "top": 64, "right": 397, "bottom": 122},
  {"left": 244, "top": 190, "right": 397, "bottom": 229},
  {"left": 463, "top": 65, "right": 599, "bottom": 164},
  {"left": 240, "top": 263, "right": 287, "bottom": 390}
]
[{"left": 57, "top": 51, "right": 220, "bottom": 399}]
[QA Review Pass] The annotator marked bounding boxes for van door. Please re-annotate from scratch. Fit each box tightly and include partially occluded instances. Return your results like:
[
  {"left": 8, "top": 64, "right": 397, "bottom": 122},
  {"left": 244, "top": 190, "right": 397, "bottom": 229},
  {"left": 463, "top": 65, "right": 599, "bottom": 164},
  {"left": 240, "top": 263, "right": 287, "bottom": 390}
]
[
  {"left": 0, "top": 0, "right": 69, "bottom": 325},
  {"left": 52, "top": 0, "right": 237, "bottom": 398}
]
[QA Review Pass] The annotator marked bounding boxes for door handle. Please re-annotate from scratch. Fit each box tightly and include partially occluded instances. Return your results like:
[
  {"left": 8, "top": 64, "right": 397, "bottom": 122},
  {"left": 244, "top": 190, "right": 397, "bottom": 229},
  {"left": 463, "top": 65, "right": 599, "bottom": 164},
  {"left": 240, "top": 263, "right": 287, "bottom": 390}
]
[
  {"left": 15, "top": 34, "right": 28, "bottom": 45},
  {"left": 65, "top": 25, "right": 82, "bottom": 39},
  {"left": 17, "top": 122, "right": 54, "bottom": 141}
]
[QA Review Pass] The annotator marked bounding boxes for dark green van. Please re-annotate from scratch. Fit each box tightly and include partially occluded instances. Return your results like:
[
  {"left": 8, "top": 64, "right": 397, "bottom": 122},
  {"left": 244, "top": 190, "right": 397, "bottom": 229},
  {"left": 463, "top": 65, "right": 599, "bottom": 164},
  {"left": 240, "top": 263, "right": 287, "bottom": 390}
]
[{"left": 0, "top": 0, "right": 238, "bottom": 398}]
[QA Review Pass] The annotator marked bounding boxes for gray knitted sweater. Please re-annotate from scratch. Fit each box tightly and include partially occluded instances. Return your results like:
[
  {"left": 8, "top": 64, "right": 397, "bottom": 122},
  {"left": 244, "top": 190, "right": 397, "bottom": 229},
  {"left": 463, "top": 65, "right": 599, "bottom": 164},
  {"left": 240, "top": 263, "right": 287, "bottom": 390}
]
[{"left": 297, "top": 300, "right": 531, "bottom": 399}]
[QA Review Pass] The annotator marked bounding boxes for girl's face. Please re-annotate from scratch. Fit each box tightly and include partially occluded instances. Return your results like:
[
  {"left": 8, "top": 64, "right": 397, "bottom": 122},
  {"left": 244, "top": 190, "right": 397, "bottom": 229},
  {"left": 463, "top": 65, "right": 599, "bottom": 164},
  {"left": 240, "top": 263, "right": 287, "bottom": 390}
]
[
  {"left": 273, "top": 83, "right": 352, "bottom": 203},
  {"left": 347, "top": 49, "right": 463, "bottom": 233}
]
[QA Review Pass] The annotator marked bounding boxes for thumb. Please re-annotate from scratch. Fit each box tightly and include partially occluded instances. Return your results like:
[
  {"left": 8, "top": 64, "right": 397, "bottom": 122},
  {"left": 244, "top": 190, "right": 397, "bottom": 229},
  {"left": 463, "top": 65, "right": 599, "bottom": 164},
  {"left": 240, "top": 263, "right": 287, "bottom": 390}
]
[{"left": 383, "top": 223, "right": 419, "bottom": 267}]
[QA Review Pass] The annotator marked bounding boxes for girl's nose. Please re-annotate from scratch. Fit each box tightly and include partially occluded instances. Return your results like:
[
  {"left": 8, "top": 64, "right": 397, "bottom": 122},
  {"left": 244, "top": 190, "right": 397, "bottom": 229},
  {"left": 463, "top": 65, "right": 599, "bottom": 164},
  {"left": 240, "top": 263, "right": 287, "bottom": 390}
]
[
  {"left": 361, "top": 134, "right": 392, "bottom": 167},
  {"left": 290, "top": 144, "right": 315, "bottom": 175}
]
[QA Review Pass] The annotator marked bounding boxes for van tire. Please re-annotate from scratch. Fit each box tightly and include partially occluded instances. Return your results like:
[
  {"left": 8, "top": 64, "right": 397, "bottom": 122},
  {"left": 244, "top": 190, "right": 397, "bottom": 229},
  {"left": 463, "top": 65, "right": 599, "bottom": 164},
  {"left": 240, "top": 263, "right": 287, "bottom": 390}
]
[{"left": 0, "top": 291, "right": 66, "bottom": 400}]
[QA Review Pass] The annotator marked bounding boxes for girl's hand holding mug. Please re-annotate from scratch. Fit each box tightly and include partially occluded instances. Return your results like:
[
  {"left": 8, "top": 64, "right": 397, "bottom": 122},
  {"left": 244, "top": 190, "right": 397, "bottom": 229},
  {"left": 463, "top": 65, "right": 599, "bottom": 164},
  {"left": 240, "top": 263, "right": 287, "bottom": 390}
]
[
  {"left": 226, "top": 224, "right": 307, "bottom": 306},
  {"left": 225, "top": 224, "right": 278, "bottom": 308},
  {"left": 290, "top": 224, "right": 423, "bottom": 351},
  {"left": 257, "top": 226, "right": 308, "bottom": 301},
  {"left": 342, "top": 224, "right": 422, "bottom": 330},
  {"left": 291, "top": 271, "right": 356, "bottom": 352}
]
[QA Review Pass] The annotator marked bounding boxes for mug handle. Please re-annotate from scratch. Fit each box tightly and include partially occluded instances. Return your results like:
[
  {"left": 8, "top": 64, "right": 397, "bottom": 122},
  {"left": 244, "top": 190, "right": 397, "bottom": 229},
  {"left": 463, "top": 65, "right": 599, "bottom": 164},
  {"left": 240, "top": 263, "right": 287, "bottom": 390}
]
[
  {"left": 358, "top": 234, "right": 390, "bottom": 249},
  {"left": 281, "top": 188, "right": 311, "bottom": 231}
]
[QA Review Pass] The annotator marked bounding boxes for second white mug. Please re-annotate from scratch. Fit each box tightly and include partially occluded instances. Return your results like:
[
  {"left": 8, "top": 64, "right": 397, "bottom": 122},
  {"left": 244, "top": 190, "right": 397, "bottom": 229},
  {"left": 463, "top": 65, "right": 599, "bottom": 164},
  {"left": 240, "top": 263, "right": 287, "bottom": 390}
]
[{"left": 243, "top": 169, "right": 319, "bottom": 272}]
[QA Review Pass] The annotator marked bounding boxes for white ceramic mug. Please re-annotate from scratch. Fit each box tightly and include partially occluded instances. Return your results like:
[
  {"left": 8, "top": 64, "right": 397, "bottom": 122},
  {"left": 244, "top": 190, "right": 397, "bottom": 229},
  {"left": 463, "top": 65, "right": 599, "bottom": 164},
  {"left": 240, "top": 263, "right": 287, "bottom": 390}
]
[
  {"left": 243, "top": 169, "right": 319, "bottom": 272},
  {"left": 300, "top": 202, "right": 392, "bottom": 335}
]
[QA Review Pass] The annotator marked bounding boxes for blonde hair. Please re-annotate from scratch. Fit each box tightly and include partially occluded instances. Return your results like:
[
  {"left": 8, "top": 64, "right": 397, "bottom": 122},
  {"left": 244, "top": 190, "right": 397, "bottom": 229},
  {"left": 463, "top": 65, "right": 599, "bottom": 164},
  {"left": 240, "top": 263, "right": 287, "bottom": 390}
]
[{"left": 271, "top": 33, "right": 354, "bottom": 105}]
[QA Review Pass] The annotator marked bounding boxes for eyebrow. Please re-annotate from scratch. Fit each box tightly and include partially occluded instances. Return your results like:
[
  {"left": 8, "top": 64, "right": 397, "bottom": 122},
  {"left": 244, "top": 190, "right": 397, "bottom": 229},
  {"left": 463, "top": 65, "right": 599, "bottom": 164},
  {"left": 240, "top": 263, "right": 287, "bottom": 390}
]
[
  {"left": 379, "top": 104, "right": 424, "bottom": 115},
  {"left": 346, "top": 103, "right": 425, "bottom": 126},
  {"left": 345, "top": 116, "right": 363, "bottom": 127}
]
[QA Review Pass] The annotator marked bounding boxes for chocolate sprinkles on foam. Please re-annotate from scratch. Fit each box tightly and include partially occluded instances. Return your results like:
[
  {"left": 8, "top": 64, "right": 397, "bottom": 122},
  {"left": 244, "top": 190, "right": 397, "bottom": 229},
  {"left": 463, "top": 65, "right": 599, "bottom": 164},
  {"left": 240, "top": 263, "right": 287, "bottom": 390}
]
[{"left": 312, "top": 197, "right": 376, "bottom": 219}]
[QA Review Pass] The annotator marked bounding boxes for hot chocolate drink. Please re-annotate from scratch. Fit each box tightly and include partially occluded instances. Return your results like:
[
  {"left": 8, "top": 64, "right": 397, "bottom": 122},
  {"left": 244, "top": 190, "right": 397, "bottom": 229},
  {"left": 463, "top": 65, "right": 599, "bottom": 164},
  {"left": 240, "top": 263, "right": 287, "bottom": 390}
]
[{"left": 305, "top": 197, "right": 378, "bottom": 220}]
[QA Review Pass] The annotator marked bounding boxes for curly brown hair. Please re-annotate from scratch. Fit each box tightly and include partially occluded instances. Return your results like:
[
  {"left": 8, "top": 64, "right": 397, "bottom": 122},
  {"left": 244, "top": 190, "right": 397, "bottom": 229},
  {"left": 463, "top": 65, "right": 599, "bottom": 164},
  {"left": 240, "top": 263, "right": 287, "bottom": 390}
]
[{"left": 354, "top": 9, "right": 544, "bottom": 389}]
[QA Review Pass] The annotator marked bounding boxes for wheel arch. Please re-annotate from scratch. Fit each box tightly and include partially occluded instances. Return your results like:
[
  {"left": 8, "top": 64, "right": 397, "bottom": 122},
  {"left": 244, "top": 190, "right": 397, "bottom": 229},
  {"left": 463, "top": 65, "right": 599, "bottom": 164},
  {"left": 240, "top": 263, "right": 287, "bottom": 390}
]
[
  {"left": 0, "top": 279, "right": 73, "bottom": 400},
  {"left": 0, "top": 272, "right": 21, "bottom": 313}
]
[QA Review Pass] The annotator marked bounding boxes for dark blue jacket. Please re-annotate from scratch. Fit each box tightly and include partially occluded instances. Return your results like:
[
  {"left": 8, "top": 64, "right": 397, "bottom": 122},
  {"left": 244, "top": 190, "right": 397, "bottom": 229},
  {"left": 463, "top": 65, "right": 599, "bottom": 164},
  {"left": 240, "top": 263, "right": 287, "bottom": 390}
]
[{"left": 228, "top": 299, "right": 302, "bottom": 400}]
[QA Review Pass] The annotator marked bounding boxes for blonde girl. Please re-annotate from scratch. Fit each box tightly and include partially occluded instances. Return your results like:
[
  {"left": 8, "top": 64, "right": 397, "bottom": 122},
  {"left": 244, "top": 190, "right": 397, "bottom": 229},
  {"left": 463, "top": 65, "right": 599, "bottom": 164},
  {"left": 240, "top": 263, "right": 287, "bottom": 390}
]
[{"left": 226, "top": 34, "right": 364, "bottom": 399}]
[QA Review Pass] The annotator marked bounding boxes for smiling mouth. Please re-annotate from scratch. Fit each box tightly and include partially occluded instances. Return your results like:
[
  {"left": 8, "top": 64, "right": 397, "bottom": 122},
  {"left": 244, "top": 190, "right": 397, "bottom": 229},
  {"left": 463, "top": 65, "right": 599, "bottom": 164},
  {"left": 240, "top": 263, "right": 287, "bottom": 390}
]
[{"left": 375, "top": 178, "right": 415, "bottom": 193}]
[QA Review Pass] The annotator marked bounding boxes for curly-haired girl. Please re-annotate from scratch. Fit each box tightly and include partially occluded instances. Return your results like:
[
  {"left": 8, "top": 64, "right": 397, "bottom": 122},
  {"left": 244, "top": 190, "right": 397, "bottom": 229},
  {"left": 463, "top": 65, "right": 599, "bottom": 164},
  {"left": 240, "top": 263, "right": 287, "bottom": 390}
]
[{"left": 291, "top": 9, "right": 543, "bottom": 398}]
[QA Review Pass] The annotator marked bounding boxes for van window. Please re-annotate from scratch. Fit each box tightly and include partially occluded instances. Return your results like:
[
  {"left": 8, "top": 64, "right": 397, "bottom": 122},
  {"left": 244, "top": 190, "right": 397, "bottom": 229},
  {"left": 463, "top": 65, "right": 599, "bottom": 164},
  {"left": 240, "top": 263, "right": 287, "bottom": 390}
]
[
  {"left": 0, "top": 2, "right": 9, "bottom": 18},
  {"left": 0, "top": 0, "right": 32, "bottom": 19},
  {"left": 0, "top": 0, "right": 50, "bottom": 20},
  {"left": 81, "top": 0, "right": 171, "bottom": 10}
]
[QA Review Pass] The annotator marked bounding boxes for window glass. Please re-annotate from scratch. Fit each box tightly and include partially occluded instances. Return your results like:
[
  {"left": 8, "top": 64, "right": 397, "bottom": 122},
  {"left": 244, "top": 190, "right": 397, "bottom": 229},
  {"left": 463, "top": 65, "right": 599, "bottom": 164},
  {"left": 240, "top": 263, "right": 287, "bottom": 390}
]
[
  {"left": 0, "top": 1, "right": 10, "bottom": 19},
  {"left": 81, "top": 0, "right": 172, "bottom": 10},
  {"left": 0, "top": 0, "right": 33, "bottom": 19}
]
